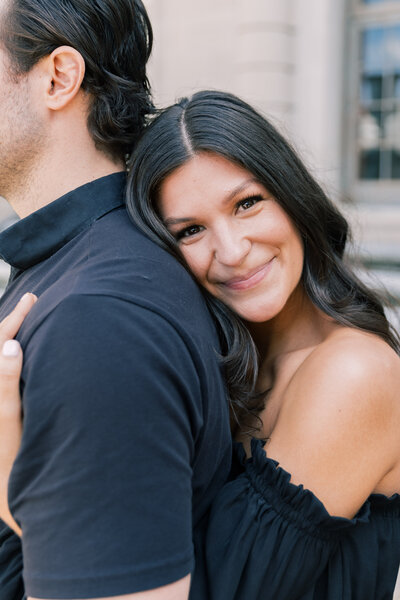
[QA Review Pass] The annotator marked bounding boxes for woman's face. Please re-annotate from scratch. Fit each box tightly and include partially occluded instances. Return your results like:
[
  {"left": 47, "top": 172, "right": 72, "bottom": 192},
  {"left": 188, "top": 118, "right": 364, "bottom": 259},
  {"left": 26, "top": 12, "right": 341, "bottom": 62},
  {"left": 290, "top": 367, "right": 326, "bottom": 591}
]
[{"left": 158, "top": 152, "right": 304, "bottom": 323}]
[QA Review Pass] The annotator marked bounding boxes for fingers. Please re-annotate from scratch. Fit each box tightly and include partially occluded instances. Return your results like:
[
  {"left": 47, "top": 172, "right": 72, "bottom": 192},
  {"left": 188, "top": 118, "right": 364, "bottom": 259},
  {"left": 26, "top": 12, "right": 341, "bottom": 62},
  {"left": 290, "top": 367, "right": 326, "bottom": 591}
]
[
  {"left": 0, "top": 340, "right": 23, "bottom": 537},
  {"left": 0, "top": 293, "right": 37, "bottom": 344},
  {"left": 0, "top": 297, "right": 32, "bottom": 539},
  {"left": 0, "top": 340, "right": 23, "bottom": 419}
]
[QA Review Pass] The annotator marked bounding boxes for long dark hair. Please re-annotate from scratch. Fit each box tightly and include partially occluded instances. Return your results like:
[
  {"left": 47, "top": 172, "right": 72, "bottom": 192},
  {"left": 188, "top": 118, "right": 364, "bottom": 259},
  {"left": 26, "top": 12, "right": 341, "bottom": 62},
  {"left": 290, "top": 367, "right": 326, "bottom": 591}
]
[
  {"left": 2, "top": 0, "right": 154, "bottom": 162},
  {"left": 126, "top": 90, "right": 400, "bottom": 429}
]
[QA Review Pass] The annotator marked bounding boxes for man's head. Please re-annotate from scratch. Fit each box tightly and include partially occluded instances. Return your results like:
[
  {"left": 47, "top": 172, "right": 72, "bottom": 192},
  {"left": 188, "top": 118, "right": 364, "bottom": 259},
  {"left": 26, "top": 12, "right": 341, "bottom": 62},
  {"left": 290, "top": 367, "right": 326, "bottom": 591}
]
[{"left": 0, "top": 0, "right": 154, "bottom": 163}]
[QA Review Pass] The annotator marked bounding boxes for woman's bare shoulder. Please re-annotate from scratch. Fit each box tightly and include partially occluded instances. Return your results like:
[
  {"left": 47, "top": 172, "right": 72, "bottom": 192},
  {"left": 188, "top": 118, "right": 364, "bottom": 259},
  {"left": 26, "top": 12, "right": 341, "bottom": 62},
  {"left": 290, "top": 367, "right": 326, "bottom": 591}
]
[
  {"left": 291, "top": 327, "right": 399, "bottom": 408},
  {"left": 266, "top": 328, "right": 400, "bottom": 516},
  {"left": 282, "top": 327, "right": 400, "bottom": 449}
]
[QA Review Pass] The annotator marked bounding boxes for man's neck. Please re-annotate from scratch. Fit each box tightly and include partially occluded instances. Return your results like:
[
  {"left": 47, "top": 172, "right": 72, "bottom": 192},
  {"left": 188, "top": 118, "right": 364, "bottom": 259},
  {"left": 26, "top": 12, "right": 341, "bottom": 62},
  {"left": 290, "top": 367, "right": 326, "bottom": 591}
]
[{"left": 8, "top": 142, "right": 125, "bottom": 219}]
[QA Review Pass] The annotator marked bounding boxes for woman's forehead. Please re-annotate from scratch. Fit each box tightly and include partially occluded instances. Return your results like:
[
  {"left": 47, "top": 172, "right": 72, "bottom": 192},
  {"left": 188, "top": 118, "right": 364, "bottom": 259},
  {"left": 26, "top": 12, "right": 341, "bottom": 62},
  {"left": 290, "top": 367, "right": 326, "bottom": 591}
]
[{"left": 159, "top": 153, "right": 259, "bottom": 202}]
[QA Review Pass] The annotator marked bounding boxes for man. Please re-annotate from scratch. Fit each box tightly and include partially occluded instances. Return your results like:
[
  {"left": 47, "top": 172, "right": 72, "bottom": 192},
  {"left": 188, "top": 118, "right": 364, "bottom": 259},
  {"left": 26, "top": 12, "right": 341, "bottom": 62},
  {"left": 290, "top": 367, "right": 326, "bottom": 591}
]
[{"left": 0, "top": 1, "right": 231, "bottom": 599}]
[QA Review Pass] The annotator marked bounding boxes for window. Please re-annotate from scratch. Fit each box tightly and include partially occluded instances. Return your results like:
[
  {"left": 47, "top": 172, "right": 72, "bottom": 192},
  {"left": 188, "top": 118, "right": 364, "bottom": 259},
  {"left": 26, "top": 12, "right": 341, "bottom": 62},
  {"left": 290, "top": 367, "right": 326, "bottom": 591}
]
[
  {"left": 345, "top": 0, "right": 400, "bottom": 202},
  {"left": 359, "top": 25, "right": 400, "bottom": 179},
  {"left": 345, "top": 0, "right": 400, "bottom": 315}
]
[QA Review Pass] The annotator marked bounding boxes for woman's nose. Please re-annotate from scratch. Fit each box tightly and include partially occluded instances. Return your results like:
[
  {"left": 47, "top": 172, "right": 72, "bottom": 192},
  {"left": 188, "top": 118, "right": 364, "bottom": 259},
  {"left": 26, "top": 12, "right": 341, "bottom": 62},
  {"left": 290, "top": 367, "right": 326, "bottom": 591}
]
[{"left": 213, "top": 225, "right": 251, "bottom": 267}]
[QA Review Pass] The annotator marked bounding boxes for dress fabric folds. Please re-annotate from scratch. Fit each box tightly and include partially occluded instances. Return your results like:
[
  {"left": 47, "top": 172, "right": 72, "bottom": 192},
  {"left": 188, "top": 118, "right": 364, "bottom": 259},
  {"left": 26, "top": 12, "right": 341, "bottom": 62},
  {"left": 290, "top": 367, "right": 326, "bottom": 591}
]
[
  {"left": 0, "top": 523, "right": 24, "bottom": 600},
  {"left": 205, "top": 439, "right": 400, "bottom": 600}
]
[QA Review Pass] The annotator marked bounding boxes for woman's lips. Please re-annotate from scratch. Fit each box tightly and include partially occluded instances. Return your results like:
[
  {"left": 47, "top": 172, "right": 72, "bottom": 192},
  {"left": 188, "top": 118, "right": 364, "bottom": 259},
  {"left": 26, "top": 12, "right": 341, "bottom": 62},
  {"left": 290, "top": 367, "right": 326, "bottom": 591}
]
[{"left": 220, "top": 259, "right": 275, "bottom": 291}]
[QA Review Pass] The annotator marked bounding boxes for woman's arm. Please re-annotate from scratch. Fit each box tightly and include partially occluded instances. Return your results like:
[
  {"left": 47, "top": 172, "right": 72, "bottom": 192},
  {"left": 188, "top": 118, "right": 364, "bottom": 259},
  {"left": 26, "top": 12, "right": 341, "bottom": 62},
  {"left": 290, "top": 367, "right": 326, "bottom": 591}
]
[{"left": 0, "top": 293, "right": 37, "bottom": 536}]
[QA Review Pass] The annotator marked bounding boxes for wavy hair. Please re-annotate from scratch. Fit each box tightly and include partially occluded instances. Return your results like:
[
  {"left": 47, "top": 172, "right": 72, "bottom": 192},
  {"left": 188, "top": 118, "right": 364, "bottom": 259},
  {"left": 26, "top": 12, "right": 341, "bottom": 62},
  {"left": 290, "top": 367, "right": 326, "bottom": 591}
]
[
  {"left": 126, "top": 90, "right": 400, "bottom": 430},
  {"left": 1, "top": 0, "right": 154, "bottom": 162}
]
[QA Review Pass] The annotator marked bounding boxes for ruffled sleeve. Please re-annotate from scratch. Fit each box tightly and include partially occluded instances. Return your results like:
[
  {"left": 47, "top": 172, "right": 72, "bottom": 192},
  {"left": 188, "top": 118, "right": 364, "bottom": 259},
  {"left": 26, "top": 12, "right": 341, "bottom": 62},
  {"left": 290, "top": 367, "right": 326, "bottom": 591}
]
[
  {"left": 205, "top": 439, "right": 371, "bottom": 600},
  {"left": 0, "top": 521, "right": 24, "bottom": 600}
]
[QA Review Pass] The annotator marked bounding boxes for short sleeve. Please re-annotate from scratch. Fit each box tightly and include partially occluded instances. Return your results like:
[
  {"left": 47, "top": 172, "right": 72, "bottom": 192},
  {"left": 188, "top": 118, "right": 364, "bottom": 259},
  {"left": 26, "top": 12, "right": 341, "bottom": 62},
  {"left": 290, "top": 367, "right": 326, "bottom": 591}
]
[
  {"left": 205, "top": 439, "right": 372, "bottom": 600},
  {"left": 9, "top": 294, "right": 203, "bottom": 599}
]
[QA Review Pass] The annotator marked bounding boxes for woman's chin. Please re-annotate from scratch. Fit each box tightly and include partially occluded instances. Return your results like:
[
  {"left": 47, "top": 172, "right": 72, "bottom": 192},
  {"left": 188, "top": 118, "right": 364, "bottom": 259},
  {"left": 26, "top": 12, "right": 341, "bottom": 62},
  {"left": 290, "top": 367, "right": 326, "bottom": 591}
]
[
  {"left": 227, "top": 301, "right": 282, "bottom": 324},
  {"left": 218, "top": 282, "right": 303, "bottom": 324}
]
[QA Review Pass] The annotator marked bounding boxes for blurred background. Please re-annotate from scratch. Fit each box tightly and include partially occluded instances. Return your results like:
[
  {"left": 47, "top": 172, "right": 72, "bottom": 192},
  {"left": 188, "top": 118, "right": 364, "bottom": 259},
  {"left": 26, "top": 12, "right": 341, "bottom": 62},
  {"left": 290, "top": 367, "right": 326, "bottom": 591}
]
[{"left": 0, "top": 0, "right": 399, "bottom": 331}]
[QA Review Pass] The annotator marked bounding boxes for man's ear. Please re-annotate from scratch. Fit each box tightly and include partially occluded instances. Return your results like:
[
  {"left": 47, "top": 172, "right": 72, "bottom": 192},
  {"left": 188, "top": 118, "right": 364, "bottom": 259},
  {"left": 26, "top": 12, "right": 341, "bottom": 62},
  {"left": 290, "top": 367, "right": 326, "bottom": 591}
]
[{"left": 44, "top": 46, "right": 86, "bottom": 110}]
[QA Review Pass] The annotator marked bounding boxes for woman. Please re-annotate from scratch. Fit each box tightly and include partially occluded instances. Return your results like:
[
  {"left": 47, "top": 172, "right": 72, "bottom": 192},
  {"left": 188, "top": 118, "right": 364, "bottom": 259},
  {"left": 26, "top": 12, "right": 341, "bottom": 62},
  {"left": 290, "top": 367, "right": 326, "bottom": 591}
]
[
  {"left": 125, "top": 90, "right": 400, "bottom": 599},
  {"left": 0, "top": 90, "right": 400, "bottom": 599}
]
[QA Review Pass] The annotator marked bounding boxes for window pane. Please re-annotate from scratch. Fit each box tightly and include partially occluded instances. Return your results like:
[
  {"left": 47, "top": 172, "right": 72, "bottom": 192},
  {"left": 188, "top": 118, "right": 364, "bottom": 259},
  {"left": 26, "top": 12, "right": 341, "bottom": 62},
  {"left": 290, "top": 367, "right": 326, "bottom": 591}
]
[
  {"left": 380, "top": 148, "right": 393, "bottom": 178},
  {"left": 359, "top": 149, "right": 380, "bottom": 178},
  {"left": 394, "top": 72, "right": 400, "bottom": 97},
  {"left": 382, "top": 108, "right": 400, "bottom": 147},
  {"left": 391, "top": 149, "right": 400, "bottom": 177},
  {"left": 362, "top": 28, "right": 385, "bottom": 74},
  {"left": 361, "top": 74, "right": 382, "bottom": 102},
  {"left": 385, "top": 25, "right": 400, "bottom": 71},
  {"left": 359, "top": 109, "right": 382, "bottom": 146}
]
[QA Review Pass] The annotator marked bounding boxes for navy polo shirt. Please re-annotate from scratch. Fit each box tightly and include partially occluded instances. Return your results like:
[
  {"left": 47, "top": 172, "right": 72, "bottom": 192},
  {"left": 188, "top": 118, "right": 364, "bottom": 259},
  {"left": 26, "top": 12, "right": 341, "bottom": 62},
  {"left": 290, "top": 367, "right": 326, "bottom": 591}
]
[{"left": 0, "top": 173, "right": 231, "bottom": 599}]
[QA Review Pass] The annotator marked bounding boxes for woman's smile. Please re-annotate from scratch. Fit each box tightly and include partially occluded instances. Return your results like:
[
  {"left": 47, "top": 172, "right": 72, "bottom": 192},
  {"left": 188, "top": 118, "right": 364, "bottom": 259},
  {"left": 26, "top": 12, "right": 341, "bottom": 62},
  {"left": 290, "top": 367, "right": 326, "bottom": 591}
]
[
  {"left": 159, "top": 152, "right": 304, "bottom": 323},
  {"left": 217, "top": 258, "right": 276, "bottom": 292}
]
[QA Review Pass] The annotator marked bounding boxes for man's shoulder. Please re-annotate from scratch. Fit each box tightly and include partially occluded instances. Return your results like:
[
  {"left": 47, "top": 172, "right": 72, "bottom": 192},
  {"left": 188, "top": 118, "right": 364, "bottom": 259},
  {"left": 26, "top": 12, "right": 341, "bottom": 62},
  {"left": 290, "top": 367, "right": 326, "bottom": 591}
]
[
  {"left": 87, "top": 204, "right": 177, "bottom": 266},
  {"left": 33, "top": 204, "right": 211, "bottom": 332},
  {"left": 22, "top": 206, "right": 219, "bottom": 359},
  {"left": 83, "top": 206, "right": 204, "bottom": 306}
]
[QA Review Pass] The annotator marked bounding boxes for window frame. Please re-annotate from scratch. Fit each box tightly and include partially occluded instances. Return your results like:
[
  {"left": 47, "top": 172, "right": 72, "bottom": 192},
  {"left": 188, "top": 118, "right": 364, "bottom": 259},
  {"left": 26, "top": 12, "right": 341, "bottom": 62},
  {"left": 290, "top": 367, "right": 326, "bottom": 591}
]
[{"left": 343, "top": 0, "right": 400, "bottom": 203}]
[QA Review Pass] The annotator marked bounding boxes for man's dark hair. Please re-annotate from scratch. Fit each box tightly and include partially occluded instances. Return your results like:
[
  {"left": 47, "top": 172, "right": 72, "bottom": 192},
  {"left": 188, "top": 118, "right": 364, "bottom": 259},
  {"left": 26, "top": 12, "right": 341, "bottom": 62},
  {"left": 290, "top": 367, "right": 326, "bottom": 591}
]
[{"left": 1, "top": 0, "right": 155, "bottom": 162}]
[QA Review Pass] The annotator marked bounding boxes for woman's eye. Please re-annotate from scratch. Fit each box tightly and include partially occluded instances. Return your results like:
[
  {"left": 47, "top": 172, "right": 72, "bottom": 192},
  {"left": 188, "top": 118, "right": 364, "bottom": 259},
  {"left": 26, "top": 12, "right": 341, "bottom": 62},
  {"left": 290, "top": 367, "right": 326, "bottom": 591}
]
[
  {"left": 236, "top": 195, "right": 263, "bottom": 212},
  {"left": 176, "top": 224, "right": 204, "bottom": 240}
]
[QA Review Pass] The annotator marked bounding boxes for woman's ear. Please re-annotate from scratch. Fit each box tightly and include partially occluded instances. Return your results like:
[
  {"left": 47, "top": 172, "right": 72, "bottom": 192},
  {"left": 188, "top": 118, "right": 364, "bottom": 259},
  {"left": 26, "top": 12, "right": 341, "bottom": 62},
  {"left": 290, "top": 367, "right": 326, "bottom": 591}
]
[{"left": 44, "top": 46, "right": 86, "bottom": 111}]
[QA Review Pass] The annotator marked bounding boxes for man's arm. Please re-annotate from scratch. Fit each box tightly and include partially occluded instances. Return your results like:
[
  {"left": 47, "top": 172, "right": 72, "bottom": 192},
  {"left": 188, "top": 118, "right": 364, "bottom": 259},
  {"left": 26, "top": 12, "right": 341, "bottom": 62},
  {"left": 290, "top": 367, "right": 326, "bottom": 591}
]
[
  {"left": 29, "top": 575, "right": 191, "bottom": 600},
  {"left": 10, "top": 293, "right": 204, "bottom": 599}
]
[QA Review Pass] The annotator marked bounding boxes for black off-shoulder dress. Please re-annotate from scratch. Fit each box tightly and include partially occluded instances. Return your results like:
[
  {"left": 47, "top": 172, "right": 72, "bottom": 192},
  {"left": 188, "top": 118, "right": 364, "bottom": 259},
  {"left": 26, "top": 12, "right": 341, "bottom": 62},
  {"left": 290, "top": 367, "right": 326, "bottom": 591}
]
[
  {"left": 1, "top": 439, "right": 399, "bottom": 599},
  {"left": 205, "top": 439, "right": 400, "bottom": 600}
]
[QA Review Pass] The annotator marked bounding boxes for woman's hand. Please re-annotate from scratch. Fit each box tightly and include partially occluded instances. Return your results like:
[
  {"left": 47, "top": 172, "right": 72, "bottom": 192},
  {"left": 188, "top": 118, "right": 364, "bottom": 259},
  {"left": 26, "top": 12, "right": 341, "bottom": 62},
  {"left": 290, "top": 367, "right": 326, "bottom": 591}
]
[{"left": 0, "top": 293, "right": 37, "bottom": 536}]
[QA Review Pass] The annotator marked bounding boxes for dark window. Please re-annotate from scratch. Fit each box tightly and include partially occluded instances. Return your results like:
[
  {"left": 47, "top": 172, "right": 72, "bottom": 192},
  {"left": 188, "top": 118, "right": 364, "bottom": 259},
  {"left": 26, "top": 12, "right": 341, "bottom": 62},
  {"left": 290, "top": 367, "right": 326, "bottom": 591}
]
[{"left": 358, "top": 24, "right": 400, "bottom": 179}]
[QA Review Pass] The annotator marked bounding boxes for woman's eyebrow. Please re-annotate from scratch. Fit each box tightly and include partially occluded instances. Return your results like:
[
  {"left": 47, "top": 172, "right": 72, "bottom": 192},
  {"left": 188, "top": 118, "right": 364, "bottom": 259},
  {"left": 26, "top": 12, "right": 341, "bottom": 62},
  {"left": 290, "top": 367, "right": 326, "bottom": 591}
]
[
  {"left": 223, "top": 178, "right": 259, "bottom": 204},
  {"left": 164, "top": 216, "right": 195, "bottom": 226},
  {"left": 164, "top": 178, "right": 260, "bottom": 225}
]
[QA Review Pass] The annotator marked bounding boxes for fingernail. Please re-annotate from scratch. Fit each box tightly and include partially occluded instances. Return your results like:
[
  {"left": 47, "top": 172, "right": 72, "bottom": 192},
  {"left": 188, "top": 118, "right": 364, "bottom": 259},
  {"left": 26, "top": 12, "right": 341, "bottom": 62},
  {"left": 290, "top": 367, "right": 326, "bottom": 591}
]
[
  {"left": 19, "top": 293, "right": 36, "bottom": 305},
  {"left": 2, "top": 340, "right": 21, "bottom": 358}
]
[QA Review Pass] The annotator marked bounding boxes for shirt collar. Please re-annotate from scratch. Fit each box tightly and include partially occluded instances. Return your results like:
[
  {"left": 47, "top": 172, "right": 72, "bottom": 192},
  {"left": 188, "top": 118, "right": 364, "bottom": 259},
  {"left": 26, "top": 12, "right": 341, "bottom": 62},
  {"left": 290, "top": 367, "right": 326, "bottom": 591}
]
[{"left": 0, "top": 172, "right": 126, "bottom": 270}]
